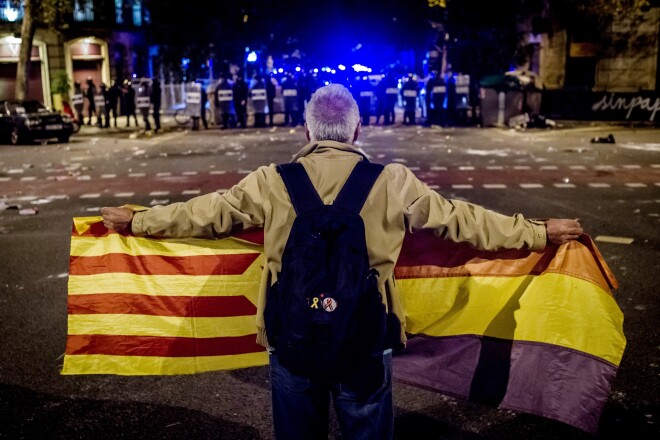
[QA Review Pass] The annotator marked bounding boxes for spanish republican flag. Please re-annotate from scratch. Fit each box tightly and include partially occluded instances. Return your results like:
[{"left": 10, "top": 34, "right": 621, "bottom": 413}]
[{"left": 63, "top": 217, "right": 625, "bottom": 434}]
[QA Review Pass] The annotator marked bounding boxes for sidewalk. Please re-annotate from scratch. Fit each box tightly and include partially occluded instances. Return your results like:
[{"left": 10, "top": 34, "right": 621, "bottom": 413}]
[{"left": 74, "top": 115, "right": 181, "bottom": 138}]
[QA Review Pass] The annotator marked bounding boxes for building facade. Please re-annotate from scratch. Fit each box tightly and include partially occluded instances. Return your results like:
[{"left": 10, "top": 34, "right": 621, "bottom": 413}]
[{"left": 0, "top": 0, "right": 152, "bottom": 110}]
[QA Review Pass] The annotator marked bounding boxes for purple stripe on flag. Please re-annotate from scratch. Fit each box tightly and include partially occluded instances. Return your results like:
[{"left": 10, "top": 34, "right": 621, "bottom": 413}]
[{"left": 393, "top": 335, "right": 618, "bottom": 434}]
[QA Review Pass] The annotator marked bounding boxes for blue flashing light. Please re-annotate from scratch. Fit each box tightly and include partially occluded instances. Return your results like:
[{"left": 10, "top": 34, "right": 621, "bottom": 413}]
[
  {"left": 181, "top": 57, "right": 191, "bottom": 68},
  {"left": 247, "top": 51, "right": 258, "bottom": 63},
  {"left": 295, "top": 66, "right": 301, "bottom": 72},
  {"left": 331, "top": 69, "right": 336, "bottom": 74},
  {"left": 313, "top": 68, "right": 319, "bottom": 73},
  {"left": 352, "top": 64, "right": 370, "bottom": 73},
  {"left": 324, "top": 81, "right": 330, "bottom": 85},
  {"left": 278, "top": 68, "right": 284, "bottom": 73},
  {"left": 338, "top": 64, "right": 346, "bottom": 71}
]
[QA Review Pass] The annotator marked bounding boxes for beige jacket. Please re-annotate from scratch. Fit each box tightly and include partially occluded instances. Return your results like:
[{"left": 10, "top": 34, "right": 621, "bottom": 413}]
[{"left": 132, "top": 140, "right": 547, "bottom": 347}]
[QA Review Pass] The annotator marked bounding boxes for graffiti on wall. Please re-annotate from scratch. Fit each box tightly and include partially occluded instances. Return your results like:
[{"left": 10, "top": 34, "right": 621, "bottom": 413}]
[{"left": 591, "top": 93, "right": 660, "bottom": 121}]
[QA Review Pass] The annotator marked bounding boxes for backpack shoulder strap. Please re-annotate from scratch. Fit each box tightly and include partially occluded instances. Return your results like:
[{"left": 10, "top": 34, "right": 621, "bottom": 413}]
[
  {"left": 334, "top": 161, "right": 384, "bottom": 214},
  {"left": 276, "top": 163, "right": 324, "bottom": 216}
]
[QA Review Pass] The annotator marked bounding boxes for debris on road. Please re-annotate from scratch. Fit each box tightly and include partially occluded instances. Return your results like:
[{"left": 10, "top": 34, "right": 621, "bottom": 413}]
[
  {"left": 18, "top": 207, "right": 38, "bottom": 215},
  {"left": 591, "top": 134, "right": 616, "bottom": 144}
]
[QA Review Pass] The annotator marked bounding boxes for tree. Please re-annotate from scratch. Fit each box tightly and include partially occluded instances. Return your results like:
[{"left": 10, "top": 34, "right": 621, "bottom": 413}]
[{"left": 13, "top": 0, "right": 73, "bottom": 100}]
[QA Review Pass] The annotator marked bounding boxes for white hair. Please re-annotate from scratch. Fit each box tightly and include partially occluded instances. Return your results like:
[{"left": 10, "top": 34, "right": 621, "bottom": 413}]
[{"left": 305, "top": 84, "right": 360, "bottom": 143}]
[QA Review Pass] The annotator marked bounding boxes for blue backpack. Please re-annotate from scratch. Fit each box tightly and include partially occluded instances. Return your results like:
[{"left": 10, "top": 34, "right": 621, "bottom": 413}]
[{"left": 265, "top": 161, "right": 387, "bottom": 379}]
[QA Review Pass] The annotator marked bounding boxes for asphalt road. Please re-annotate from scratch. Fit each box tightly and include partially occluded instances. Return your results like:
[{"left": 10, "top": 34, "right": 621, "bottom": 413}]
[{"left": 1, "top": 120, "right": 658, "bottom": 439}]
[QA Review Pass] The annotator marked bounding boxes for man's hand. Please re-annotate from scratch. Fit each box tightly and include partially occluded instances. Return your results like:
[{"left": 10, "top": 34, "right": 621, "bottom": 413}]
[
  {"left": 545, "top": 218, "right": 583, "bottom": 245},
  {"left": 101, "top": 207, "right": 134, "bottom": 233}
]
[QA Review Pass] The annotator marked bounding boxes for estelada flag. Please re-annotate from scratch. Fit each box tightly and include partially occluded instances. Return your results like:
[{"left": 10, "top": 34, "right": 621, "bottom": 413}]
[{"left": 63, "top": 217, "right": 625, "bottom": 434}]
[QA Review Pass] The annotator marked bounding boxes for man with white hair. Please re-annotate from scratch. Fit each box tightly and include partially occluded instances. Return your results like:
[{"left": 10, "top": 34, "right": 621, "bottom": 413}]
[{"left": 101, "top": 83, "right": 583, "bottom": 440}]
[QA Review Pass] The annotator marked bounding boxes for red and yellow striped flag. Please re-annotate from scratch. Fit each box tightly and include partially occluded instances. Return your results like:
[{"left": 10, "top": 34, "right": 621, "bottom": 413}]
[{"left": 63, "top": 218, "right": 625, "bottom": 433}]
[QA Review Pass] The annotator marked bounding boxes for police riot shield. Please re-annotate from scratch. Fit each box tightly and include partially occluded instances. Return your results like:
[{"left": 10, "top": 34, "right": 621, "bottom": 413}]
[
  {"left": 455, "top": 75, "right": 470, "bottom": 110},
  {"left": 186, "top": 83, "right": 202, "bottom": 116}
]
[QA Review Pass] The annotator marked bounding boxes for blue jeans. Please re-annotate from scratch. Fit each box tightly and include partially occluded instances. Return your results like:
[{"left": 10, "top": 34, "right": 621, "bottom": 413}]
[{"left": 270, "top": 351, "right": 393, "bottom": 440}]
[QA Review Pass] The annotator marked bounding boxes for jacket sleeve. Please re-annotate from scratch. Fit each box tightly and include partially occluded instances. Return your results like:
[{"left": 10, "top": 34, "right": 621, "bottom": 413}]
[
  {"left": 131, "top": 166, "right": 270, "bottom": 238},
  {"left": 386, "top": 164, "right": 547, "bottom": 251}
]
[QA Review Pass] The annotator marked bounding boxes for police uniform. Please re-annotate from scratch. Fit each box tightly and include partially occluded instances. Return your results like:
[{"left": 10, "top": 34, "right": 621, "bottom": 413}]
[
  {"left": 282, "top": 75, "right": 300, "bottom": 127},
  {"left": 233, "top": 77, "right": 249, "bottom": 129},
  {"left": 250, "top": 77, "right": 268, "bottom": 128},
  {"left": 401, "top": 76, "right": 418, "bottom": 126},
  {"left": 215, "top": 78, "right": 234, "bottom": 129}
]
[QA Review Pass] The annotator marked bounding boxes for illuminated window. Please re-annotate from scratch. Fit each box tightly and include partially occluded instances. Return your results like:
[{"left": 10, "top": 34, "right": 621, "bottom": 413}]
[
  {"left": 132, "top": 0, "right": 142, "bottom": 26},
  {"left": 73, "top": 0, "right": 94, "bottom": 22},
  {"left": 0, "top": 0, "right": 22, "bottom": 22},
  {"left": 115, "top": 0, "right": 123, "bottom": 24}
]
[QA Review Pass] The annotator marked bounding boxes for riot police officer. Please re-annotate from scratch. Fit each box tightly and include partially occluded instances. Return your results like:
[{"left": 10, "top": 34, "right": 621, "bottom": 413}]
[
  {"left": 250, "top": 75, "right": 268, "bottom": 128},
  {"left": 356, "top": 77, "right": 374, "bottom": 126},
  {"left": 376, "top": 73, "right": 398, "bottom": 125},
  {"left": 215, "top": 77, "right": 234, "bottom": 129},
  {"left": 266, "top": 75, "right": 277, "bottom": 127},
  {"left": 150, "top": 79, "right": 162, "bottom": 132},
  {"left": 72, "top": 81, "right": 84, "bottom": 126},
  {"left": 401, "top": 73, "right": 419, "bottom": 126},
  {"left": 107, "top": 79, "right": 120, "bottom": 128},
  {"left": 281, "top": 73, "right": 300, "bottom": 127},
  {"left": 136, "top": 80, "right": 152, "bottom": 131},
  {"left": 426, "top": 72, "right": 447, "bottom": 126},
  {"left": 84, "top": 77, "right": 98, "bottom": 125},
  {"left": 233, "top": 76, "right": 249, "bottom": 129}
]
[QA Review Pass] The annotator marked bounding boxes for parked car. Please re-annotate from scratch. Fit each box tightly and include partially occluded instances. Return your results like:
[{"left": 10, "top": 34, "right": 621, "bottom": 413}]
[{"left": 0, "top": 100, "right": 75, "bottom": 145}]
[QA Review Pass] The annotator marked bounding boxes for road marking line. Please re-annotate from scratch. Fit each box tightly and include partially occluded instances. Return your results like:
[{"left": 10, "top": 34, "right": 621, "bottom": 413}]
[
  {"left": 129, "top": 173, "right": 146, "bottom": 177},
  {"left": 80, "top": 193, "right": 101, "bottom": 199},
  {"left": 7, "top": 169, "right": 24, "bottom": 174},
  {"left": 514, "top": 166, "right": 531, "bottom": 170},
  {"left": 77, "top": 175, "right": 91, "bottom": 181},
  {"left": 156, "top": 172, "right": 172, "bottom": 177},
  {"left": 595, "top": 235, "right": 634, "bottom": 245},
  {"left": 483, "top": 184, "right": 507, "bottom": 189},
  {"left": 622, "top": 165, "right": 641, "bottom": 169},
  {"left": 210, "top": 170, "right": 226, "bottom": 175},
  {"left": 182, "top": 189, "right": 201, "bottom": 195},
  {"left": 569, "top": 165, "right": 586, "bottom": 170},
  {"left": 408, "top": 166, "right": 420, "bottom": 171},
  {"left": 48, "top": 195, "right": 68, "bottom": 200},
  {"left": 588, "top": 183, "right": 611, "bottom": 188},
  {"left": 452, "top": 184, "right": 473, "bottom": 189},
  {"left": 16, "top": 196, "right": 38, "bottom": 201},
  {"left": 648, "top": 213, "right": 659, "bottom": 217},
  {"left": 182, "top": 171, "right": 198, "bottom": 175},
  {"left": 216, "top": 188, "right": 229, "bottom": 193},
  {"left": 458, "top": 166, "right": 475, "bottom": 171},
  {"left": 429, "top": 184, "right": 440, "bottom": 190},
  {"left": 238, "top": 170, "right": 252, "bottom": 174},
  {"left": 554, "top": 183, "right": 576, "bottom": 188},
  {"left": 486, "top": 166, "right": 504, "bottom": 170},
  {"left": 625, "top": 183, "right": 647, "bottom": 188},
  {"left": 540, "top": 166, "right": 558, "bottom": 170},
  {"left": 520, "top": 183, "right": 544, "bottom": 189},
  {"left": 20, "top": 176, "right": 36, "bottom": 181},
  {"left": 149, "top": 191, "right": 170, "bottom": 196},
  {"left": 431, "top": 166, "right": 447, "bottom": 171},
  {"left": 594, "top": 165, "right": 616, "bottom": 171},
  {"left": 0, "top": 177, "right": 11, "bottom": 182},
  {"left": 101, "top": 174, "right": 117, "bottom": 178},
  {"left": 114, "top": 192, "right": 135, "bottom": 197},
  {"left": 650, "top": 164, "right": 660, "bottom": 168}
]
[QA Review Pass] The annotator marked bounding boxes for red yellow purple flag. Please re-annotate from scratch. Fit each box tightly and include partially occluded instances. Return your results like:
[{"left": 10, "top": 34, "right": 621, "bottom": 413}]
[{"left": 62, "top": 218, "right": 625, "bottom": 434}]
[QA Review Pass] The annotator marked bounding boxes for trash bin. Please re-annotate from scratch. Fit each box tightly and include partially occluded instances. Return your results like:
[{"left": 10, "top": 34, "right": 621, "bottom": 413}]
[{"left": 479, "top": 74, "right": 541, "bottom": 127}]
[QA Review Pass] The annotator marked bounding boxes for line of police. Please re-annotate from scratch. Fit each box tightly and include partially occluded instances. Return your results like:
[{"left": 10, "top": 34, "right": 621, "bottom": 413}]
[
  {"left": 197, "top": 68, "right": 470, "bottom": 130},
  {"left": 69, "top": 77, "right": 162, "bottom": 132}
]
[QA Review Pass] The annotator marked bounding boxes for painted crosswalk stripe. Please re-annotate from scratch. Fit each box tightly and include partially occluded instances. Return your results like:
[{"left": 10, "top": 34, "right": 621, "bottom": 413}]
[
  {"left": 408, "top": 166, "right": 420, "bottom": 171},
  {"left": 182, "top": 171, "right": 198, "bottom": 176},
  {"left": 625, "top": 183, "right": 647, "bottom": 188},
  {"left": 514, "top": 166, "right": 531, "bottom": 170},
  {"left": 80, "top": 193, "right": 101, "bottom": 199},
  {"left": 569, "top": 165, "right": 586, "bottom": 170},
  {"left": 0, "top": 177, "right": 11, "bottom": 182},
  {"left": 182, "top": 189, "right": 201, "bottom": 195},
  {"left": 458, "top": 166, "right": 475, "bottom": 171},
  {"left": 48, "top": 195, "right": 68, "bottom": 200},
  {"left": 622, "top": 165, "right": 641, "bottom": 169},
  {"left": 588, "top": 183, "right": 611, "bottom": 188},
  {"left": 238, "top": 170, "right": 252, "bottom": 174},
  {"left": 210, "top": 170, "right": 227, "bottom": 175},
  {"left": 16, "top": 196, "right": 38, "bottom": 201},
  {"left": 156, "top": 172, "right": 172, "bottom": 177},
  {"left": 216, "top": 189, "right": 230, "bottom": 193},
  {"left": 114, "top": 192, "right": 135, "bottom": 197},
  {"left": 431, "top": 166, "right": 447, "bottom": 171},
  {"left": 7, "top": 169, "right": 24, "bottom": 174},
  {"left": 540, "top": 166, "right": 558, "bottom": 170},
  {"left": 20, "top": 176, "right": 36, "bottom": 181},
  {"left": 486, "top": 166, "right": 504, "bottom": 170},
  {"left": 554, "top": 183, "right": 576, "bottom": 188},
  {"left": 594, "top": 165, "right": 616, "bottom": 171},
  {"left": 129, "top": 173, "right": 146, "bottom": 177},
  {"left": 483, "top": 184, "right": 507, "bottom": 189},
  {"left": 149, "top": 191, "right": 170, "bottom": 196},
  {"left": 101, "top": 174, "right": 117, "bottom": 179},
  {"left": 520, "top": 183, "right": 544, "bottom": 189},
  {"left": 429, "top": 184, "right": 440, "bottom": 190},
  {"left": 452, "top": 184, "right": 473, "bottom": 189},
  {"left": 77, "top": 175, "right": 91, "bottom": 181},
  {"left": 650, "top": 164, "right": 660, "bottom": 168}
]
